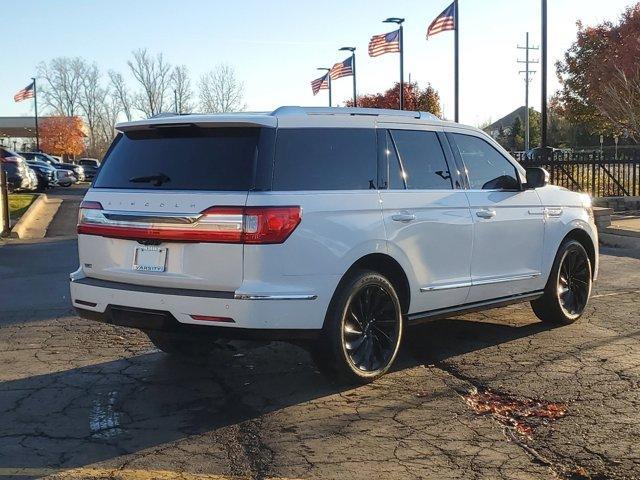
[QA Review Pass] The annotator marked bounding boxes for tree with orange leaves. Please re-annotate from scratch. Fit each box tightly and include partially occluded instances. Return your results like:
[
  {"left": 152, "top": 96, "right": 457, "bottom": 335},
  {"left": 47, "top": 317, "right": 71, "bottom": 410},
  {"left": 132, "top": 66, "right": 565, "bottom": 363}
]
[
  {"left": 556, "top": 4, "right": 640, "bottom": 141},
  {"left": 39, "top": 116, "right": 85, "bottom": 158},
  {"left": 346, "top": 82, "right": 442, "bottom": 118}
]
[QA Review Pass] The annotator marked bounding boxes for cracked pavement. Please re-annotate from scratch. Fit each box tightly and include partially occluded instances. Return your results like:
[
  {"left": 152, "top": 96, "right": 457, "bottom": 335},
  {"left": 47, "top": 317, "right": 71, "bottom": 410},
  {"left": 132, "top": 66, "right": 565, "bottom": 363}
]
[{"left": 0, "top": 236, "right": 639, "bottom": 479}]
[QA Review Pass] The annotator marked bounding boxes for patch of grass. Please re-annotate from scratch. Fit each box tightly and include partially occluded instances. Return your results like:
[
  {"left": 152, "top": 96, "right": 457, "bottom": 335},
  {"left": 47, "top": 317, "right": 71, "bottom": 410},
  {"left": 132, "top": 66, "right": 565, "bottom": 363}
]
[{"left": 8, "top": 194, "right": 37, "bottom": 221}]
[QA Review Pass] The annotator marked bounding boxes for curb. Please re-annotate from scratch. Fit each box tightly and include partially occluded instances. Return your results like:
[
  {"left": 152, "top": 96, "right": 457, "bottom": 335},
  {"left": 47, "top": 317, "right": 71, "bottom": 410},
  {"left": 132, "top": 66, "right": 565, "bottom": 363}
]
[
  {"left": 11, "top": 194, "right": 63, "bottom": 240},
  {"left": 600, "top": 231, "right": 640, "bottom": 249}
]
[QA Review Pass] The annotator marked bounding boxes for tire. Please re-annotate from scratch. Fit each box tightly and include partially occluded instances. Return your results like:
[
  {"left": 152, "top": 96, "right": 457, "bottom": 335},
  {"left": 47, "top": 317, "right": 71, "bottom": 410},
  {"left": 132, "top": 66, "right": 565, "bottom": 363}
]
[
  {"left": 146, "top": 331, "right": 216, "bottom": 357},
  {"left": 312, "top": 270, "right": 403, "bottom": 383},
  {"left": 531, "top": 239, "right": 592, "bottom": 325}
]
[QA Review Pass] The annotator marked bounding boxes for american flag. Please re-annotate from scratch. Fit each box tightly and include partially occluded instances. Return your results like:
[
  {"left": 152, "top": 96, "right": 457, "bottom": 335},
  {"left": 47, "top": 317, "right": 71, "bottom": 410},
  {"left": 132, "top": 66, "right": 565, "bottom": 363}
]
[
  {"left": 311, "top": 73, "right": 329, "bottom": 95},
  {"left": 427, "top": 2, "right": 456, "bottom": 38},
  {"left": 14, "top": 81, "right": 35, "bottom": 102},
  {"left": 330, "top": 56, "right": 354, "bottom": 80},
  {"left": 368, "top": 29, "right": 400, "bottom": 57}
]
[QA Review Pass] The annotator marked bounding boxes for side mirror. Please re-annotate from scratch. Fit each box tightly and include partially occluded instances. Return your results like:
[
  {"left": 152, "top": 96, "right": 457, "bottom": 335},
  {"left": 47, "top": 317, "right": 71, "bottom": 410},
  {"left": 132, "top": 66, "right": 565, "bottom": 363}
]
[{"left": 524, "top": 167, "right": 549, "bottom": 189}]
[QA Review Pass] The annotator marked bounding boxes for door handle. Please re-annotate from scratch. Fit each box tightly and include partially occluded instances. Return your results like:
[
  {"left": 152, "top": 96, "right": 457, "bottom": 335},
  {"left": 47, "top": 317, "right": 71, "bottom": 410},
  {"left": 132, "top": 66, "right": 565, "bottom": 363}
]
[
  {"left": 476, "top": 209, "right": 496, "bottom": 219},
  {"left": 391, "top": 212, "right": 416, "bottom": 223}
]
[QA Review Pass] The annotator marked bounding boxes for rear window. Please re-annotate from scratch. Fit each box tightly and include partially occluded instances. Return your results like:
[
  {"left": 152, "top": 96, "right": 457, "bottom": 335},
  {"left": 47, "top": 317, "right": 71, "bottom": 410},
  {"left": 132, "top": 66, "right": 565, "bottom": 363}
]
[
  {"left": 273, "top": 128, "right": 376, "bottom": 191},
  {"left": 94, "top": 127, "right": 264, "bottom": 191},
  {"left": 79, "top": 159, "right": 98, "bottom": 166}
]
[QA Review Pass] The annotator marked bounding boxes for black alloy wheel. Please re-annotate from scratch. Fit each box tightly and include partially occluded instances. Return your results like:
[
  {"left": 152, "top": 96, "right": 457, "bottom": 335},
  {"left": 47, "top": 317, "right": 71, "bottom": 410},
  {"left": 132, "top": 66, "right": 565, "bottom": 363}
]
[
  {"left": 556, "top": 244, "right": 591, "bottom": 319},
  {"left": 531, "top": 239, "right": 592, "bottom": 324},
  {"left": 312, "top": 270, "right": 403, "bottom": 382},
  {"left": 342, "top": 284, "right": 401, "bottom": 373}
]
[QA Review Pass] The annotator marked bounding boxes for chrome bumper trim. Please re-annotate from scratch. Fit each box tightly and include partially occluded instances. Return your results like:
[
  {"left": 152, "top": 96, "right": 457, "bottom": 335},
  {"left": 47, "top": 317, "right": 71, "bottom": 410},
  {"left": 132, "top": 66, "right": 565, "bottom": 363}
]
[{"left": 234, "top": 294, "right": 318, "bottom": 301}]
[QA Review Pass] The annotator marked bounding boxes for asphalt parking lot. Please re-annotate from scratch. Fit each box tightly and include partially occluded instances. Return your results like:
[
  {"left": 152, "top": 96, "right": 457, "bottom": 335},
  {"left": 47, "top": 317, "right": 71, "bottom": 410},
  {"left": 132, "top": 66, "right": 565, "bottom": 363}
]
[{"left": 0, "top": 193, "right": 639, "bottom": 479}]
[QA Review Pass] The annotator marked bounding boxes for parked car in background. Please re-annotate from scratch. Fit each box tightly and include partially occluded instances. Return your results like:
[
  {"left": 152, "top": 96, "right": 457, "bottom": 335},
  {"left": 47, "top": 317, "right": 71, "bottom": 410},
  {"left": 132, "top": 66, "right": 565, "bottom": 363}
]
[
  {"left": 19, "top": 151, "right": 81, "bottom": 186},
  {"left": 24, "top": 166, "right": 39, "bottom": 192},
  {"left": 26, "top": 160, "right": 57, "bottom": 190},
  {"left": 77, "top": 158, "right": 100, "bottom": 180},
  {"left": 0, "top": 148, "right": 32, "bottom": 192},
  {"left": 71, "top": 107, "right": 599, "bottom": 382},
  {"left": 524, "top": 147, "right": 562, "bottom": 161},
  {"left": 59, "top": 163, "right": 85, "bottom": 182},
  {"left": 55, "top": 169, "right": 76, "bottom": 187},
  {"left": 18, "top": 151, "right": 60, "bottom": 166}
]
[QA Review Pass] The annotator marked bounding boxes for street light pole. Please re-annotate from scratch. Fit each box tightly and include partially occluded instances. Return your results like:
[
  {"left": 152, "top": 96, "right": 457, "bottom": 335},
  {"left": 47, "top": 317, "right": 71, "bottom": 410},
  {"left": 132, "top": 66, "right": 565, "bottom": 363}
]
[
  {"left": 541, "top": 0, "right": 548, "bottom": 150},
  {"left": 384, "top": 17, "right": 405, "bottom": 110},
  {"left": 317, "top": 67, "right": 332, "bottom": 107},
  {"left": 339, "top": 47, "right": 357, "bottom": 107}
]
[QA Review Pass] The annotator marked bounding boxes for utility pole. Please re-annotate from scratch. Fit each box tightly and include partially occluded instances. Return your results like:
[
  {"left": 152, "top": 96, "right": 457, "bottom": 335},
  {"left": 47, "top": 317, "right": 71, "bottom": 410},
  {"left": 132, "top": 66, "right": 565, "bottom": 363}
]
[
  {"left": 518, "top": 32, "right": 539, "bottom": 152},
  {"left": 174, "top": 89, "right": 179, "bottom": 114},
  {"left": 541, "top": 0, "right": 548, "bottom": 150}
]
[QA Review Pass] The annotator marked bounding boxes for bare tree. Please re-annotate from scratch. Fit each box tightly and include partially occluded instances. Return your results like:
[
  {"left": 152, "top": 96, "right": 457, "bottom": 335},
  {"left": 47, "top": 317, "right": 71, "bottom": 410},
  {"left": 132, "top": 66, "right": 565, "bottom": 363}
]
[
  {"left": 170, "top": 65, "right": 194, "bottom": 114},
  {"left": 93, "top": 91, "right": 121, "bottom": 157},
  {"left": 108, "top": 70, "right": 133, "bottom": 121},
  {"left": 78, "top": 62, "right": 108, "bottom": 154},
  {"left": 127, "top": 48, "right": 172, "bottom": 117},
  {"left": 597, "top": 67, "right": 640, "bottom": 142},
  {"left": 38, "top": 57, "right": 86, "bottom": 116},
  {"left": 199, "top": 64, "right": 246, "bottom": 113}
]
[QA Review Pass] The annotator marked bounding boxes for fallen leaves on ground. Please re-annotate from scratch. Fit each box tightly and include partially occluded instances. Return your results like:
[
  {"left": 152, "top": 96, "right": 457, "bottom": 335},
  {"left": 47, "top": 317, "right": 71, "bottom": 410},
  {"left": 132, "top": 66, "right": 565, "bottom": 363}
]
[{"left": 463, "top": 387, "right": 567, "bottom": 438}]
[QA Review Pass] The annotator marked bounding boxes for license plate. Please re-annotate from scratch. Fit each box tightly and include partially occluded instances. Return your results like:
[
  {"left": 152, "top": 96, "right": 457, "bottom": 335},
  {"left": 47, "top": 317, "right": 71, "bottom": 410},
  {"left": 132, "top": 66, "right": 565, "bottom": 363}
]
[{"left": 133, "top": 246, "right": 167, "bottom": 272}]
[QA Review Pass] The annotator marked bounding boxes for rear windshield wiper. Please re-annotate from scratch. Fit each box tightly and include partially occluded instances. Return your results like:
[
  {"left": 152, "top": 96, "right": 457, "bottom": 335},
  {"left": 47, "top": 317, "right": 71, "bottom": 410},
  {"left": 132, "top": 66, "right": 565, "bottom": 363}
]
[{"left": 129, "top": 173, "right": 171, "bottom": 186}]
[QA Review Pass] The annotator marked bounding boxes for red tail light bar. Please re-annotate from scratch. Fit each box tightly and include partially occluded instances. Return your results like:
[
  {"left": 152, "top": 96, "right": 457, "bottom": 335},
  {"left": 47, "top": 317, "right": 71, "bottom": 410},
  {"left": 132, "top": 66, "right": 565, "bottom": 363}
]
[{"left": 77, "top": 201, "right": 301, "bottom": 244}]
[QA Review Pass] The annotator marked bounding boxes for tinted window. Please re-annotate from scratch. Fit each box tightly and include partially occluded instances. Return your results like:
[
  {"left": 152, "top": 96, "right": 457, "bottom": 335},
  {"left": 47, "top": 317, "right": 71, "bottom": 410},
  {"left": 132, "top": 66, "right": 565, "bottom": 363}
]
[
  {"left": 94, "top": 127, "right": 264, "bottom": 191},
  {"left": 451, "top": 134, "right": 519, "bottom": 190},
  {"left": 381, "top": 131, "right": 404, "bottom": 189},
  {"left": 273, "top": 128, "right": 376, "bottom": 190},
  {"left": 390, "top": 130, "right": 452, "bottom": 190}
]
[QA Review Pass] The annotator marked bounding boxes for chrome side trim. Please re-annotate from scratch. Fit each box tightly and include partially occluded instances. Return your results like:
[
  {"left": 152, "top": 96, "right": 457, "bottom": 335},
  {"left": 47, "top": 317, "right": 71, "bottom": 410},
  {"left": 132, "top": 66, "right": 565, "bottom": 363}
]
[
  {"left": 420, "top": 281, "right": 472, "bottom": 292},
  {"left": 471, "top": 272, "right": 541, "bottom": 286},
  {"left": 234, "top": 294, "right": 318, "bottom": 301},
  {"left": 420, "top": 273, "right": 541, "bottom": 292}
]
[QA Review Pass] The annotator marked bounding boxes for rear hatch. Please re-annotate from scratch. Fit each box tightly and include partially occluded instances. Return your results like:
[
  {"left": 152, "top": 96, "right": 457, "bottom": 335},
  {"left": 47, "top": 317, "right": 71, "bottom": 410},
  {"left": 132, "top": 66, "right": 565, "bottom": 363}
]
[{"left": 78, "top": 122, "right": 275, "bottom": 292}]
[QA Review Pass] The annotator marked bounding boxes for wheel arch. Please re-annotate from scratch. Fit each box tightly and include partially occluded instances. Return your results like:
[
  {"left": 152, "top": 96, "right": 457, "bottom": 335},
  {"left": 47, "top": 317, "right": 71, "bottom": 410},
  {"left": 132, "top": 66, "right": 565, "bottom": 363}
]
[
  {"left": 336, "top": 253, "right": 411, "bottom": 314},
  {"left": 562, "top": 228, "right": 597, "bottom": 279}
]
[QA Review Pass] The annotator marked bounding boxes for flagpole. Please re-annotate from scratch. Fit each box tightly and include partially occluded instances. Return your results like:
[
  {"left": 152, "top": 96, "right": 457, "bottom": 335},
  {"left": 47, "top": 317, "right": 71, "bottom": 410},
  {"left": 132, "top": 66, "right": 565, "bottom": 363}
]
[
  {"left": 352, "top": 51, "right": 357, "bottom": 107},
  {"left": 400, "top": 23, "right": 404, "bottom": 110},
  {"left": 32, "top": 77, "right": 40, "bottom": 151},
  {"left": 340, "top": 46, "right": 357, "bottom": 107},
  {"left": 383, "top": 18, "right": 405, "bottom": 110},
  {"left": 454, "top": 0, "right": 459, "bottom": 122}
]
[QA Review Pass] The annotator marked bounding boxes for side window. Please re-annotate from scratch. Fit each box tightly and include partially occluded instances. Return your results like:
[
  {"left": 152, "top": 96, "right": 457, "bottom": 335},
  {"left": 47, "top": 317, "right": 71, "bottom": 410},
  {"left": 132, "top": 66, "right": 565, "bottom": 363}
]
[
  {"left": 381, "top": 130, "right": 405, "bottom": 189},
  {"left": 273, "top": 128, "right": 376, "bottom": 190},
  {"left": 451, "top": 134, "right": 520, "bottom": 190},
  {"left": 390, "top": 130, "right": 452, "bottom": 190}
]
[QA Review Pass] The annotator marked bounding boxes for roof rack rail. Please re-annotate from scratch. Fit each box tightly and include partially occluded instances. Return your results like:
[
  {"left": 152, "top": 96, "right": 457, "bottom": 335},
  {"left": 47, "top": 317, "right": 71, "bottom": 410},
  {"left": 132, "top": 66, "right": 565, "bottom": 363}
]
[{"left": 271, "top": 106, "right": 438, "bottom": 121}]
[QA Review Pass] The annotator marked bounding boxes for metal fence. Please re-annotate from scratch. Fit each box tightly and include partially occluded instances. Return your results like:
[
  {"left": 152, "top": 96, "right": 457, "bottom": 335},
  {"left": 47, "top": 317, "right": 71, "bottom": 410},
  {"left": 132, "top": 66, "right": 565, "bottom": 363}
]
[{"left": 513, "top": 151, "right": 640, "bottom": 197}]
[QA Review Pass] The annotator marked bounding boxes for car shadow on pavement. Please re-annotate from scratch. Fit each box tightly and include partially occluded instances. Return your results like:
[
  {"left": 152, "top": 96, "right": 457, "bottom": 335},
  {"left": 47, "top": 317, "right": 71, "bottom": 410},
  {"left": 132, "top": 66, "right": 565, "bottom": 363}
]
[
  {"left": 0, "top": 342, "right": 348, "bottom": 471},
  {"left": 398, "top": 314, "right": 556, "bottom": 367},
  {"left": 0, "top": 312, "right": 557, "bottom": 472}
]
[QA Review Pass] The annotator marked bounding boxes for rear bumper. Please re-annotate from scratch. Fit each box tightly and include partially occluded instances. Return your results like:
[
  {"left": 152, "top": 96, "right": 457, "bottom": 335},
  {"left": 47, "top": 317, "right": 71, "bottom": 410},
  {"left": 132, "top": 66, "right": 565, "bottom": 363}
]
[
  {"left": 75, "top": 305, "right": 320, "bottom": 341},
  {"left": 70, "top": 275, "right": 327, "bottom": 336}
]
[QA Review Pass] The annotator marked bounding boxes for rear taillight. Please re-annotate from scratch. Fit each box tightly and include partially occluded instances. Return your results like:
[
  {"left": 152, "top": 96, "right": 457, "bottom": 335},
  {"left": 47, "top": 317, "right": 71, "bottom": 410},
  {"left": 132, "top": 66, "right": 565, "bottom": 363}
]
[{"left": 77, "top": 203, "right": 301, "bottom": 244}]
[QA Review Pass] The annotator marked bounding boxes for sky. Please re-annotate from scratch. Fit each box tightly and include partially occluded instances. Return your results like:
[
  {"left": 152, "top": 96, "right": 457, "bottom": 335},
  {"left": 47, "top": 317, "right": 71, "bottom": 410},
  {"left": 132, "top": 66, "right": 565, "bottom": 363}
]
[{"left": 1, "top": 0, "right": 635, "bottom": 127}]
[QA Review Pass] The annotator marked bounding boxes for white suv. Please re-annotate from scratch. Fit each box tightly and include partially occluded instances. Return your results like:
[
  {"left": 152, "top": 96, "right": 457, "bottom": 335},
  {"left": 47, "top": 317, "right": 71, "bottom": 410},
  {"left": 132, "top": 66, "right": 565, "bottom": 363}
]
[{"left": 70, "top": 107, "right": 598, "bottom": 382}]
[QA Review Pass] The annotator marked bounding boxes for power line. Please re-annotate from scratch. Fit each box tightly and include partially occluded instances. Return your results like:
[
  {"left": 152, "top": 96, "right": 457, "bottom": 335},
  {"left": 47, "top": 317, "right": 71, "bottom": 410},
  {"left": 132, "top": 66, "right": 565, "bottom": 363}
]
[{"left": 517, "top": 32, "right": 539, "bottom": 151}]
